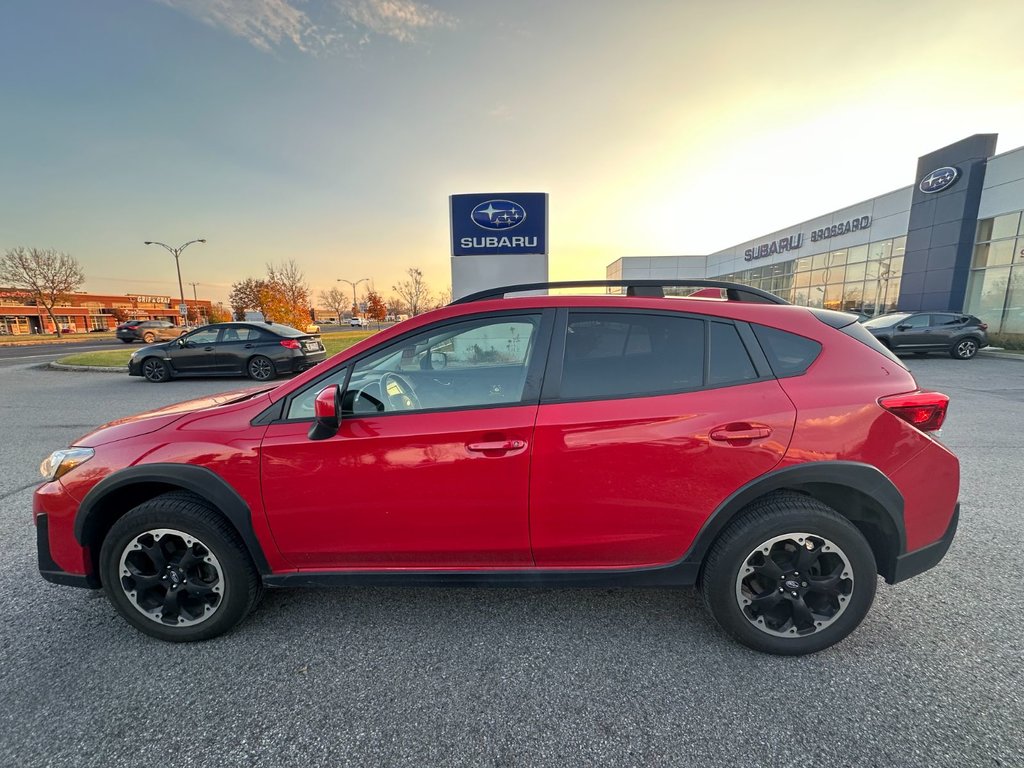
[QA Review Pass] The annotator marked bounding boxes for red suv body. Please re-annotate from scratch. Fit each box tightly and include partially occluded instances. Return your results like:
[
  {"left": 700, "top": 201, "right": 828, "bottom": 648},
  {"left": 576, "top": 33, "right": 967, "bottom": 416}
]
[{"left": 34, "top": 282, "right": 960, "bottom": 654}]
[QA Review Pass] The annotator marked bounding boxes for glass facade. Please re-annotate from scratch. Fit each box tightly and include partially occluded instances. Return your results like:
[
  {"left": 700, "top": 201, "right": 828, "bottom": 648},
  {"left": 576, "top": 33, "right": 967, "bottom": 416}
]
[
  {"left": 714, "top": 236, "right": 906, "bottom": 315},
  {"left": 965, "top": 211, "right": 1024, "bottom": 334}
]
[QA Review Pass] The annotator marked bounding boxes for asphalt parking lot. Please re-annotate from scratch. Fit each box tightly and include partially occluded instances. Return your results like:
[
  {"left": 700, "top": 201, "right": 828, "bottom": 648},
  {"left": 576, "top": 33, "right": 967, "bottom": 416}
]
[{"left": 1, "top": 358, "right": 1022, "bottom": 767}]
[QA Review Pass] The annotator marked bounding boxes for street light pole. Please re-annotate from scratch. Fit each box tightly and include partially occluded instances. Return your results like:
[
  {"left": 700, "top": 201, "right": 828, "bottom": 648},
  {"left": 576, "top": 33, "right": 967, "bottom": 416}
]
[
  {"left": 143, "top": 239, "right": 206, "bottom": 324},
  {"left": 337, "top": 277, "right": 369, "bottom": 316}
]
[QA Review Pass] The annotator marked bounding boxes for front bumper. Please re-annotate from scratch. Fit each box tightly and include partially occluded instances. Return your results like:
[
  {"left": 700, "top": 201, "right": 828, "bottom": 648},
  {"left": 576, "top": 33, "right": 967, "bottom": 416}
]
[
  {"left": 34, "top": 481, "right": 98, "bottom": 588},
  {"left": 890, "top": 503, "right": 959, "bottom": 583},
  {"left": 37, "top": 515, "right": 95, "bottom": 588}
]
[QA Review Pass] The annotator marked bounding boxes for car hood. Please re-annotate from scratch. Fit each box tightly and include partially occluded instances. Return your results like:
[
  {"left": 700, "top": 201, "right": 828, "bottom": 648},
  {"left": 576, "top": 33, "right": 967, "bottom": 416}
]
[{"left": 75, "top": 384, "right": 282, "bottom": 447}]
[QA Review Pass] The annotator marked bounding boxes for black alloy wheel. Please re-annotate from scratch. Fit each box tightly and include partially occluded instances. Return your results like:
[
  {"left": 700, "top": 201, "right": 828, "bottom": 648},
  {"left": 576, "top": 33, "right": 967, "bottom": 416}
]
[
  {"left": 733, "top": 532, "right": 854, "bottom": 637},
  {"left": 247, "top": 355, "right": 276, "bottom": 381},
  {"left": 142, "top": 357, "right": 170, "bottom": 383},
  {"left": 99, "top": 493, "right": 262, "bottom": 641},
  {"left": 950, "top": 338, "right": 979, "bottom": 360},
  {"left": 700, "top": 492, "right": 876, "bottom": 655}
]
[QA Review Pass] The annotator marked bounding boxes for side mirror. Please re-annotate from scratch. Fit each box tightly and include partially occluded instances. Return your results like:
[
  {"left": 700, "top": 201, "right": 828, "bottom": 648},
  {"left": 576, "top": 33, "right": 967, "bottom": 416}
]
[
  {"left": 308, "top": 384, "right": 341, "bottom": 440},
  {"left": 896, "top": 324, "right": 911, "bottom": 331},
  {"left": 430, "top": 351, "right": 448, "bottom": 369},
  {"left": 177, "top": 337, "right": 186, "bottom": 347}
]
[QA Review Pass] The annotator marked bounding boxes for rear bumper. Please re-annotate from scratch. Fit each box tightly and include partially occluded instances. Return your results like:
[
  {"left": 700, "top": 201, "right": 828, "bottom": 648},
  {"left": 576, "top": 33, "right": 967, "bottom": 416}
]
[
  {"left": 277, "top": 351, "right": 327, "bottom": 373},
  {"left": 889, "top": 503, "right": 959, "bottom": 584}
]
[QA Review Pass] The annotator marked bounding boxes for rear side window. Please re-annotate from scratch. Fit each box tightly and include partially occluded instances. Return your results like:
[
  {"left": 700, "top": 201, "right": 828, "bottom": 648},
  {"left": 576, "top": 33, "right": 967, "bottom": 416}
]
[
  {"left": 751, "top": 325, "right": 822, "bottom": 377},
  {"left": 838, "top": 321, "right": 907, "bottom": 368},
  {"left": 560, "top": 313, "right": 704, "bottom": 399},
  {"left": 709, "top": 322, "right": 758, "bottom": 386}
]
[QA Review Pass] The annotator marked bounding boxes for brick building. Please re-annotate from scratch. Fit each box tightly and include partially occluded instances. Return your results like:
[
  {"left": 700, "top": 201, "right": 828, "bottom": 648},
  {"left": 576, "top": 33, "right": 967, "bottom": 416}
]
[{"left": 0, "top": 289, "right": 216, "bottom": 335}]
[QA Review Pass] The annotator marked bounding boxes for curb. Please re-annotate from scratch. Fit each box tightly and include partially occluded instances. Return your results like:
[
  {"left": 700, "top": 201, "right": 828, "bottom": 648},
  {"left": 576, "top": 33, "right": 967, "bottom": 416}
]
[
  {"left": 978, "top": 350, "right": 1024, "bottom": 362},
  {"left": 49, "top": 362, "right": 127, "bottom": 373},
  {"left": 0, "top": 337, "right": 116, "bottom": 348}
]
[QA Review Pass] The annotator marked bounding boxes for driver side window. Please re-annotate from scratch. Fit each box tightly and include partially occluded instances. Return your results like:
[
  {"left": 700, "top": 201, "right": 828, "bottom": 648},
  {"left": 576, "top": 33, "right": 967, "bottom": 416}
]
[
  {"left": 349, "top": 315, "right": 541, "bottom": 414},
  {"left": 286, "top": 314, "right": 542, "bottom": 420}
]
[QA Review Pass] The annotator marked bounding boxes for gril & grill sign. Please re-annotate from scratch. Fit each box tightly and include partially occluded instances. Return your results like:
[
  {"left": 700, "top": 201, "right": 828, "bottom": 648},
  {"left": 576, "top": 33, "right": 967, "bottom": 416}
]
[{"left": 450, "top": 193, "right": 548, "bottom": 256}]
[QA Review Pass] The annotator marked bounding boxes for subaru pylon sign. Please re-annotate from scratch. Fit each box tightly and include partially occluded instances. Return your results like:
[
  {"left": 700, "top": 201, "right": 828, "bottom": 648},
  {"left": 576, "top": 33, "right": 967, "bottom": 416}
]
[{"left": 450, "top": 193, "right": 548, "bottom": 256}]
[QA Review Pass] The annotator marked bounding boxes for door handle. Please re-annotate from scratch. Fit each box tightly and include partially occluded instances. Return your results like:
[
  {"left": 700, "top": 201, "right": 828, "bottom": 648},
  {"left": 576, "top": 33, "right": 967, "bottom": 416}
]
[
  {"left": 204, "top": 346, "right": 215, "bottom": 351},
  {"left": 710, "top": 424, "right": 772, "bottom": 444},
  {"left": 244, "top": 343, "right": 255, "bottom": 348},
  {"left": 466, "top": 439, "right": 526, "bottom": 454}
]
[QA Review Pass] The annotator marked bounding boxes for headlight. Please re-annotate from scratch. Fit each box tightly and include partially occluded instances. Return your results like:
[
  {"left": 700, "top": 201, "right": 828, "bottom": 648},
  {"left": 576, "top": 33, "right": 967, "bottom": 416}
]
[{"left": 39, "top": 447, "right": 95, "bottom": 482}]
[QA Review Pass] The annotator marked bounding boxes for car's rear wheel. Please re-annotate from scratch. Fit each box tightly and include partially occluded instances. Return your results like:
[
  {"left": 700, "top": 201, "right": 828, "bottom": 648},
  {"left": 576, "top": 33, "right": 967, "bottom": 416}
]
[
  {"left": 700, "top": 492, "right": 876, "bottom": 655},
  {"left": 120, "top": 338, "right": 133, "bottom": 344},
  {"left": 98, "top": 493, "right": 262, "bottom": 642},
  {"left": 143, "top": 332, "right": 156, "bottom": 343},
  {"left": 141, "top": 357, "right": 170, "bottom": 383},
  {"left": 950, "top": 337, "right": 979, "bottom": 360},
  {"left": 247, "top": 355, "right": 276, "bottom": 381}
]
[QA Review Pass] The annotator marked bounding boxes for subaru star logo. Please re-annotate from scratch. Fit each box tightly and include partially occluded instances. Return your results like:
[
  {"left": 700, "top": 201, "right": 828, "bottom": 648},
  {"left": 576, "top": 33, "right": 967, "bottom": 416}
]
[
  {"left": 919, "top": 166, "right": 960, "bottom": 194},
  {"left": 471, "top": 199, "right": 526, "bottom": 230}
]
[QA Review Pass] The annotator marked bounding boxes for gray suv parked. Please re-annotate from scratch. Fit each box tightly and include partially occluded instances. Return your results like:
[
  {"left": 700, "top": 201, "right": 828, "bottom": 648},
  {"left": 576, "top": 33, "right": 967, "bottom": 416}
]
[
  {"left": 863, "top": 312, "right": 989, "bottom": 359},
  {"left": 116, "top": 320, "right": 184, "bottom": 344}
]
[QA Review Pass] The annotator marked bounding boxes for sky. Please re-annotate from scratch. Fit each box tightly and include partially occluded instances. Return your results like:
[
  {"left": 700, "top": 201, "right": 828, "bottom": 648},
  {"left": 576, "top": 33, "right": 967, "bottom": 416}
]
[{"left": 3, "top": 0, "right": 1024, "bottom": 307}]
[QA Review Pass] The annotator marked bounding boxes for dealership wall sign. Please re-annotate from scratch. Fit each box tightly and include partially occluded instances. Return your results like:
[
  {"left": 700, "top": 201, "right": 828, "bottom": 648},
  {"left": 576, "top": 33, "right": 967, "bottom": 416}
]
[
  {"left": 744, "top": 234, "right": 803, "bottom": 262},
  {"left": 744, "top": 215, "right": 874, "bottom": 261},
  {"left": 450, "top": 193, "right": 548, "bottom": 256},
  {"left": 810, "top": 215, "right": 872, "bottom": 242},
  {"left": 919, "top": 166, "right": 960, "bottom": 194}
]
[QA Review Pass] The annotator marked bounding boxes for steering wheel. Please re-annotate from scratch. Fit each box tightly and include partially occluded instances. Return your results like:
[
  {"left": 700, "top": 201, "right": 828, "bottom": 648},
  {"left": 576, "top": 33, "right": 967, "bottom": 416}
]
[{"left": 381, "top": 372, "right": 422, "bottom": 411}]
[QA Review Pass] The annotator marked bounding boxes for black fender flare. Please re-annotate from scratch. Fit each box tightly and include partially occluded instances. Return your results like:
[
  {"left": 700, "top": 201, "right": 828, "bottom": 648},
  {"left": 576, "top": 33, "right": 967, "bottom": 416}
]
[
  {"left": 680, "top": 461, "right": 906, "bottom": 580},
  {"left": 74, "top": 464, "right": 271, "bottom": 574}
]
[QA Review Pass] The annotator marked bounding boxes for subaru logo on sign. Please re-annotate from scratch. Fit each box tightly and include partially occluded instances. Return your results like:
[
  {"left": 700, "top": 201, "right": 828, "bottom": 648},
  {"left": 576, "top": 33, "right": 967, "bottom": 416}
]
[
  {"left": 471, "top": 199, "right": 526, "bottom": 230},
  {"left": 919, "top": 166, "right": 960, "bottom": 194}
]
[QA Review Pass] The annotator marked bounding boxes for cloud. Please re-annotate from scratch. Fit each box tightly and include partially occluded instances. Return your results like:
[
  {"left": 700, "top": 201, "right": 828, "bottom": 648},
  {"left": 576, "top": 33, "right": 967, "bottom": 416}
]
[
  {"left": 341, "top": 0, "right": 455, "bottom": 43},
  {"left": 154, "top": 0, "right": 453, "bottom": 53}
]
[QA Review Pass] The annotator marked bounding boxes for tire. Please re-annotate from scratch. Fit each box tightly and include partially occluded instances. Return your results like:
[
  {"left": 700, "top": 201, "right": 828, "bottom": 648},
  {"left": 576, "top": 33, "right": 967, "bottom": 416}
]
[
  {"left": 141, "top": 357, "right": 170, "bottom": 383},
  {"left": 98, "top": 492, "right": 262, "bottom": 642},
  {"left": 143, "top": 332, "right": 155, "bottom": 343},
  {"left": 950, "top": 337, "right": 979, "bottom": 360},
  {"left": 247, "top": 355, "right": 276, "bottom": 381},
  {"left": 700, "top": 492, "right": 876, "bottom": 655},
  {"left": 120, "top": 338, "right": 134, "bottom": 344}
]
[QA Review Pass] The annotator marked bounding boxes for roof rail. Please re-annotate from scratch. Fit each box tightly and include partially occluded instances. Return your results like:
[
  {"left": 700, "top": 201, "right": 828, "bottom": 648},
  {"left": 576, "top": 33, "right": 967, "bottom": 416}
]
[{"left": 452, "top": 280, "right": 789, "bottom": 305}]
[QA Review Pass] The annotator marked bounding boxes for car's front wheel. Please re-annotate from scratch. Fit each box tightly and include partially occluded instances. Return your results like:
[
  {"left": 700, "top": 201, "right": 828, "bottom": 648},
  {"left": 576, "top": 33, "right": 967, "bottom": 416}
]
[
  {"left": 950, "top": 337, "right": 979, "bottom": 360},
  {"left": 98, "top": 493, "right": 262, "bottom": 642},
  {"left": 141, "top": 357, "right": 170, "bottom": 383},
  {"left": 120, "top": 338, "right": 133, "bottom": 344},
  {"left": 700, "top": 492, "right": 876, "bottom": 655}
]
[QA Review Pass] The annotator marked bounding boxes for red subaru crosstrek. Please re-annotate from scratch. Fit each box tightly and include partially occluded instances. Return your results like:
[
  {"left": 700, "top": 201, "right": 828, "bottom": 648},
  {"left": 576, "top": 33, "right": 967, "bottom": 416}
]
[{"left": 34, "top": 281, "right": 960, "bottom": 654}]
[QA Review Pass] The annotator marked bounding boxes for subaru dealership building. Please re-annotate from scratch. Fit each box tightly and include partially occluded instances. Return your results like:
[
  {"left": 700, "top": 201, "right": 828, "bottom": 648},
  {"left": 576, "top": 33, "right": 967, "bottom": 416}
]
[{"left": 607, "top": 134, "right": 1024, "bottom": 337}]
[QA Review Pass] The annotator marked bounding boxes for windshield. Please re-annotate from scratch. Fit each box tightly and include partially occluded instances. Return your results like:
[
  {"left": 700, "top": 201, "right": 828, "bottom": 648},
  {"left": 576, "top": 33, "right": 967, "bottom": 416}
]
[{"left": 862, "top": 313, "right": 910, "bottom": 329}]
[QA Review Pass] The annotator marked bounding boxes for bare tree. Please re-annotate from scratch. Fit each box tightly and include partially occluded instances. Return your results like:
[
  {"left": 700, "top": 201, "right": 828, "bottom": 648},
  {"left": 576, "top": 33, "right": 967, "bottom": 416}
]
[
  {"left": 319, "top": 286, "right": 350, "bottom": 322},
  {"left": 392, "top": 267, "right": 431, "bottom": 316},
  {"left": 0, "top": 247, "right": 85, "bottom": 337},
  {"left": 266, "top": 260, "right": 311, "bottom": 311},
  {"left": 387, "top": 295, "right": 408, "bottom": 317},
  {"left": 433, "top": 286, "right": 452, "bottom": 309}
]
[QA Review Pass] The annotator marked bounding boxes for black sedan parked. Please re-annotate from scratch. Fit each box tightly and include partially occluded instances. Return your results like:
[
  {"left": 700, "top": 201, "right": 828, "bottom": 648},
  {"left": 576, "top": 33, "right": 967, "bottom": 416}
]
[
  {"left": 862, "top": 311, "right": 989, "bottom": 359},
  {"left": 128, "top": 322, "right": 326, "bottom": 382}
]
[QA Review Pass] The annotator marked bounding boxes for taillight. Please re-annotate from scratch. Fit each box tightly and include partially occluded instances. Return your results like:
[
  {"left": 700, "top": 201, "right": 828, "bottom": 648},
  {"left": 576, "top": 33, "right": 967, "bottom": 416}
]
[
  {"left": 280, "top": 339, "right": 301, "bottom": 349},
  {"left": 879, "top": 391, "right": 949, "bottom": 432},
  {"left": 978, "top": 323, "right": 988, "bottom": 331}
]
